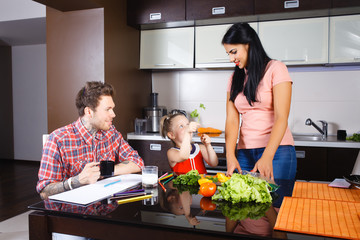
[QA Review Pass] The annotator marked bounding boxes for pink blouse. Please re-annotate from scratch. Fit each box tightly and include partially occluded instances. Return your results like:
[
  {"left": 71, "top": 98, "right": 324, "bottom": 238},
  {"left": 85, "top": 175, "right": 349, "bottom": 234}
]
[{"left": 227, "top": 60, "right": 294, "bottom": 149}]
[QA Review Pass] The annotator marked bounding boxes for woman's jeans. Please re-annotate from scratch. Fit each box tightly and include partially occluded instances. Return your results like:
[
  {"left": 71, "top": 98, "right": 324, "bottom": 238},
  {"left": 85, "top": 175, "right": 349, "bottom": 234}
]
[{"left": 237, "top": 145, "right": 297, "bottom": 180}]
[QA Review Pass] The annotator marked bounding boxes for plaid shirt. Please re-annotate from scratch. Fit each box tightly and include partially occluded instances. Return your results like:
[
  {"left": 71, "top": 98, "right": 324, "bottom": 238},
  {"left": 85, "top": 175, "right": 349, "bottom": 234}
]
[{"left": 36, "top": 118, "right": 144, "bottom": 193}]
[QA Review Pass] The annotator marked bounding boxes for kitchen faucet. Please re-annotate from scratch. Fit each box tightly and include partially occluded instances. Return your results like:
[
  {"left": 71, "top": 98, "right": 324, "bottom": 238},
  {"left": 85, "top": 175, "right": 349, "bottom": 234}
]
[{"left": 305, "top": 118, "right": 328, "bottom": 140}]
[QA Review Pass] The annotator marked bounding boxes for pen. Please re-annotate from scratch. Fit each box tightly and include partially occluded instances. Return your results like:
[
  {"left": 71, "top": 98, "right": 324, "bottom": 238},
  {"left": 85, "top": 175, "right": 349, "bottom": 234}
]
[
  {"left": 158, "top": 180, "right": 166, "bottom": 192},
  {"left": 110, "top": 192, "right": 146, "bottom": 201},
  {"left": 117, "top": 194, "right": 153, "bottom": 205},
  {"left": 162, "top": 176, "right": 174, "bottom": 185},
  {"left": 104, "top": 179, "right": 122, "bottom": 187},
  {"left": 113, "top": 189, "right": 144, "bottom": 196},
  {"left": 158, "top": 172, "right": 169, "bottom": 179},
  {"left": 159, "top": 173, "right": 173, "bottom": 181}
]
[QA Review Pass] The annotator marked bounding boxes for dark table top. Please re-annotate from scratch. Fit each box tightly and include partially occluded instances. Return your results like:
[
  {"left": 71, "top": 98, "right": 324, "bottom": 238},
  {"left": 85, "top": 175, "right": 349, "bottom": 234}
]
[{"left": 29, "top": 179, "right": 296, "bottom": 239}]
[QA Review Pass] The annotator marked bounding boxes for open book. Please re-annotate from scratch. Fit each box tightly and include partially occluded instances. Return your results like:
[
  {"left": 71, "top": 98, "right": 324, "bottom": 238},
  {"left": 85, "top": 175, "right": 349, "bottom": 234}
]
[{"left": 48, "top": 174, "right": 142, "bottom": 206}]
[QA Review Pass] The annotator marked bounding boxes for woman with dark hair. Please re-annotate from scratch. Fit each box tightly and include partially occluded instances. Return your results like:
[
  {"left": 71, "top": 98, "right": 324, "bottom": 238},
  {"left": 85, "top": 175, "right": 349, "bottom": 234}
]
[{"left": 223, "top": 23, "right": 296, "bottom": 180}]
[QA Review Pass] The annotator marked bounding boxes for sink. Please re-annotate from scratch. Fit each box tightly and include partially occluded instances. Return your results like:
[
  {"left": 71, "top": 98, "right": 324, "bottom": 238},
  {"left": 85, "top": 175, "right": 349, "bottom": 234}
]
[{"left": 293, "top": 135, "right": 324, "bottom": 141}]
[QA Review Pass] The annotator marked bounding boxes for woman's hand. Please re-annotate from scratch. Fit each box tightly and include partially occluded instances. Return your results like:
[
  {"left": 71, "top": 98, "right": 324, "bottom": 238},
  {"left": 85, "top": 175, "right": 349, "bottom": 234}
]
[
  {"left": 251, "top": 156, "right": 274, "bottom": 180},
  {"left": 226, "top": 155, "right": 241, "bottom": 177}
]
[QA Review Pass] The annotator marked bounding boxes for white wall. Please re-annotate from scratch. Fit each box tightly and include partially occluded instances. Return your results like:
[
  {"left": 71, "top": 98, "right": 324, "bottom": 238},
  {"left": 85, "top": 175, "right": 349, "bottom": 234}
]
[
  {"left": 153, "top": 66, "right": 360, "bottom": 136},
  {"left": 0, "top": 0, "right": 45, "bottom": 21},
  {"left": 12, "top": 44, "right": 47, "bottom": 161}
]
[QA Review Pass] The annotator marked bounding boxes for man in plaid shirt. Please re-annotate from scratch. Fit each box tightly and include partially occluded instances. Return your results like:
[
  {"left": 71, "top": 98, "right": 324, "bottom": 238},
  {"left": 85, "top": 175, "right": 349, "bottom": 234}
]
[{"left": 37, "top": 81, "right": 144, "bottom": 199}]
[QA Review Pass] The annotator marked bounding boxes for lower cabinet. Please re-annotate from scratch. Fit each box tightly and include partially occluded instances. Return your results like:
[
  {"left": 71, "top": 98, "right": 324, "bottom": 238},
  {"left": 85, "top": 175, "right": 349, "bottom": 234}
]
[{"left": 295, "top": 146, "right": 359, "bottom": 181}]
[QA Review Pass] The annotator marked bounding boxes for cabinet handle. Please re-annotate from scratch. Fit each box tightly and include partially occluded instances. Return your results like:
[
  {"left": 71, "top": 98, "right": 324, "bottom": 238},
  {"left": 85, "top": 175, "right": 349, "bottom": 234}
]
[
  {"left": 284, "top": 0, "right": 299, "bottom": 9},
  {"left": 150, "top": 144, "right": 161, "bottom": 151},
  {"left": 296, "top": 150, "right": 305, "bottom": 159},
  {"left": 281, "top": 59, "right": 306, "bottom": 63},
  {"left": 154, "top": 64, "right": 176, "bottom": 67},
  {"left": 214, "top": 58, "right": 229, "bottom": 61},
  {"left": 149, "top": 13, "right": 161, "bottom": 21},
  {"left": 213, "top": 146, "right": 224, "bottom": 154},
  {"left": 212, "top": 7, "right": 225, "bottom": 15}
]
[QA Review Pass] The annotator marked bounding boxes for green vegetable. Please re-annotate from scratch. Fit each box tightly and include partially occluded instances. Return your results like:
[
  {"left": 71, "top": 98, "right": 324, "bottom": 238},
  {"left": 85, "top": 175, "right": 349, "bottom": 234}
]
[
  {"left": 214, "top": 201, "right": 271, "bottom": 221},
  {"left": 347, "top": 133, "right": 360, "bottom": 142},
  {"left": 172, "top": 170, "right": 201, "bottom": 186},
  {"left": 190, "top": 103, "right": 206, "bottom": 122},
  {"left": 212, "top": 173, "right": 272, "bottom": 204}
]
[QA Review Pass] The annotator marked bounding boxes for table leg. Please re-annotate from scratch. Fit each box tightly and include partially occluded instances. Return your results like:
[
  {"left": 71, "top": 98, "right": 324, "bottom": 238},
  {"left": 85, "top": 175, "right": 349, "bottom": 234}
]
[{"left": 29, "top": 211, "right": 52, "bottom": 240}]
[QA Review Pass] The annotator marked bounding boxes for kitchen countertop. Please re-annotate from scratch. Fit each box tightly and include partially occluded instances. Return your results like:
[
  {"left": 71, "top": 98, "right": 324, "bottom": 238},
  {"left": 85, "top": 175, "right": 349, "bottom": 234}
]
[{"left": 127, "top": 132, "right": 360, "bottom": 149}]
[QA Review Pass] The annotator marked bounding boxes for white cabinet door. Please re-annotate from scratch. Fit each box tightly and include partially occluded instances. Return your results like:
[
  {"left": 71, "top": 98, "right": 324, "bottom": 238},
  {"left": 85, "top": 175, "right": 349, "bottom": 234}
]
[
  {"left": 329, "top": 14, "right": 360, "bottom": 64},
  {"left": 140, "top": 27, "right": 194, "bottom": 69},
  {"left": 259, "top": 17, "right": 329, "bottom": 65},
  {"left": 195, "top": 23, "right": 258, "bottom": 68}
]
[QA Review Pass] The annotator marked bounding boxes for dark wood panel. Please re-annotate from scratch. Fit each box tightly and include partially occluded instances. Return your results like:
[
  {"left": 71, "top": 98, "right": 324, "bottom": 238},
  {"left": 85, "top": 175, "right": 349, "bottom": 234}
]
[
  {"left": 127, "top": 0, "right": 186, "bottom": 27},
  {"left": 332, "top": 0, "right": 360, "bottom": 8},
  {"left": 186, "top": 0, "right": 254, "bottom": 20},
  {"left": 255, "top": 0, "right": 331, "bottom": 15},
  {"left": 32, "top": 0, "right": 102, "bottom": 12},
  {"left": 0, "top": 46, "right": 13, "bottom": 159},
  {"left": 46, "top": 7, "right": 105, "bottom": 132},
  {"left": 295, "top": 147, "right": 327, "bottom": 181},
  {"left": 327, "top": 148, "right": 359, "bottom": 180},
  {"left": 0, "top": 160, "right": 41, "bottom": 222}
]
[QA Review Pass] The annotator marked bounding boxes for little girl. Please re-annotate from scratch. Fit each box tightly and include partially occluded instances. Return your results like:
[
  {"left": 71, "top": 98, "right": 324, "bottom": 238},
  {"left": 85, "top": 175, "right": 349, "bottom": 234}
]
[{"left": 160, "top": 112, "right": 218, "bottom": 175}]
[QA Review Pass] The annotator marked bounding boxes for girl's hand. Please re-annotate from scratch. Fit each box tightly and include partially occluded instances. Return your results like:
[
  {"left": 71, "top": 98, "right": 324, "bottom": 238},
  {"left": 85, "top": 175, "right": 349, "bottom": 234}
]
[
  {"left": 200, "top": 134, "right": 211, "bottom": 145},
  {"left": 251, "top": 156, "right": 274, "bottom": 180},
  {"left": 188, "top": 121, "right": 200, "bottom": 133},
  {"left": 226, "top": 155, "right": 241, "bottom": 177}
]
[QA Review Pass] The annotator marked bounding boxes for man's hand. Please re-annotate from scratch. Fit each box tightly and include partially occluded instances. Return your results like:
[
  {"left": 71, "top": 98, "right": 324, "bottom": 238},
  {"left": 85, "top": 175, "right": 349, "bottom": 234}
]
[{"left": 78, "top": 162, "right": 100, "bottom": 185}]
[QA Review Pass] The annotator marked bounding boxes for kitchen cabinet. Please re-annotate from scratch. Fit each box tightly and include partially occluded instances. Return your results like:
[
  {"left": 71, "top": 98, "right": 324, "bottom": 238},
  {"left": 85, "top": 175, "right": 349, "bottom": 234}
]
[
  {"left": 332, "top": 0, "right": 360, "bottom": 8},
  {"left": 255, "top": 0, "right": 331, "bottom": 15},
  {"left": 258, "top": 17, "right": 329, "bottom": 65},
  {"left": 127, "top": 0, "right": 186, "bottom": 27},
  {"left": 329, "top": 14, "right": 360, "bottom": 64},
  {"left": 295, "top": 146, "right": 359, "bottom": 181},
  {"left": 186, "top": 0, "right": 254, "bottom": 21},
  {"left": 140, "top": 27, "right": 194, "bottom": 69},
  {"left": 195, "top": 23, "right": 257, "bottom": 68}
]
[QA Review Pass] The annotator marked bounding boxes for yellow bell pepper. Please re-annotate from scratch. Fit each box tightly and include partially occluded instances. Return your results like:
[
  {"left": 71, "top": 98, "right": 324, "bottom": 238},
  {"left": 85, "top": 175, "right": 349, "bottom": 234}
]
[
  {"left": 216, "top": 172, "right": 230, "bottom": 183},
  {"left": 198, "top": 178, "right": 212, "bottom": 185}
]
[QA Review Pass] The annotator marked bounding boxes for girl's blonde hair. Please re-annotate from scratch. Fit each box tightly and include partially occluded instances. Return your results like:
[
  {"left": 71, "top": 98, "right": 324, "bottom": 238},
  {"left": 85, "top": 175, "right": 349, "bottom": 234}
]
[{"left": 160, "top": 112, "right": 187, "bottom": 144}]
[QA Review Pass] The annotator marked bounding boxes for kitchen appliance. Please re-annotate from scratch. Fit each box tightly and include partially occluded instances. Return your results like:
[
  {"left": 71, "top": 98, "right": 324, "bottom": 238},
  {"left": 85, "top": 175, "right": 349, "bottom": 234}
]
[{"left": 143, "top": 93, "right": 167, "bottom": 133}]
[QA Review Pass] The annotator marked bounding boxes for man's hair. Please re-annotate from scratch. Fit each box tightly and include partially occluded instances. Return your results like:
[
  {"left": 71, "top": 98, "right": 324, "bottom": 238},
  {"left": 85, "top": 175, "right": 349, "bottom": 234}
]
[{"left": 75, "top": 81, "right": 114, "bottom": 116}]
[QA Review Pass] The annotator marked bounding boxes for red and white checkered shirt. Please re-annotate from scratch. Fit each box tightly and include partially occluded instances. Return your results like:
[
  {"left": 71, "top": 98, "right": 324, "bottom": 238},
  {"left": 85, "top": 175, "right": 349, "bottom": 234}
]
[{"left": 36, "top": 118, "right": 144, "bottom": 193}]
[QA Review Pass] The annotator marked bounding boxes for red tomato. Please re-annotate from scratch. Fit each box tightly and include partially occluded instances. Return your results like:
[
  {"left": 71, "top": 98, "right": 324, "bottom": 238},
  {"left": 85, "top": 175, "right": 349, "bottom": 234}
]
[
  {"left": 199, "top": 182, "right": 216, "bottom": 197},
  {"left": 200, "top": 197, "right": 216, "bottom": 211}
]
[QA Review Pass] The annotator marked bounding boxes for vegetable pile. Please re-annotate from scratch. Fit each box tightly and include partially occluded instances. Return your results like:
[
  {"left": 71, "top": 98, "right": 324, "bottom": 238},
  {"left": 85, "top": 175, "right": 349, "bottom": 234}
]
[
  {"left": 347, "top": 133, "right": 360, "bottom": 142},
  {"left": 212, "top": 173, "right": 272, "bottom": 204},
  {"left": 172, "top": 170, "right": 201, "bottom": 186}
]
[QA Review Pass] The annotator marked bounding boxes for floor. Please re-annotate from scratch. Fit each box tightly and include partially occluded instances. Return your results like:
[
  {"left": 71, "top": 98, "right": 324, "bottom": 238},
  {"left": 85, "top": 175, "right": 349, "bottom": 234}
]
[{"left": 0, "top": 159, "right": 41, "bottom": 240}]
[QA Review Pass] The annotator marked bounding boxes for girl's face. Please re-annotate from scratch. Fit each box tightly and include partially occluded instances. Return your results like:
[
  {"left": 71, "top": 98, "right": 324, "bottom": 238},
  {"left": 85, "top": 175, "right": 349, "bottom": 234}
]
[
  {"left": 167, "top": 115, "right": 189, "bottom": 145},
  {"left": 223, "top": 43, "right": 249, "bottom": 69}
]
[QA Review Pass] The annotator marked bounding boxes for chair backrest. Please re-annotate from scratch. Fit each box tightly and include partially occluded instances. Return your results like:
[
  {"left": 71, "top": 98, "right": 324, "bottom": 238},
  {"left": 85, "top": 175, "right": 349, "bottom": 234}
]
[{"left": 42, "top": 134, "right": 49, "bottom": 147}]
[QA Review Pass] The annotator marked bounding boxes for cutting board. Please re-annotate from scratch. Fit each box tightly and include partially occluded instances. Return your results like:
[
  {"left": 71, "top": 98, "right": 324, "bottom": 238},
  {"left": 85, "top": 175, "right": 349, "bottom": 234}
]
[
  {"left": 274, "top": 197, "right": 360, "bottom": 239},
  {"left": 292, "top": 181, "right": 360, "bottom": 202}
]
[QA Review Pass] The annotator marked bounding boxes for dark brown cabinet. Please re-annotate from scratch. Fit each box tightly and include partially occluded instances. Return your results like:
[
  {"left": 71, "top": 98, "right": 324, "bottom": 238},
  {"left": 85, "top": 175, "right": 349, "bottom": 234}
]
[
  {"left": 127, "top": 0, "right": 186, "bottom": 27},
  {"left": 296, "top": 146, "right": 359, "bottom": 181},
  {"left": 332, "top": 0, "right": 360, "bottom": 8},
  {"left": 186, "top": 0, "right": 254, "bottom": 20},
  {"left": 254, "top": 0, "right": 331, "bottom": 15}
]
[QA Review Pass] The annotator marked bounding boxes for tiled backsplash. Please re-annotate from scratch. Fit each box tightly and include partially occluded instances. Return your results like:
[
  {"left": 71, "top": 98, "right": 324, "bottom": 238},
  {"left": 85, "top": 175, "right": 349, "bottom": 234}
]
[{"left": 153, "top": 66, "right": 360, "bottom": 136}]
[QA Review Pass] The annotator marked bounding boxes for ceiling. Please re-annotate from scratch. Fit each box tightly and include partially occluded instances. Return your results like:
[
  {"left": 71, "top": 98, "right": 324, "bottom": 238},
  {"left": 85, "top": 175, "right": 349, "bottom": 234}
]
[{"left": 0, "top": 17, "right": 46, "bottom": 46}]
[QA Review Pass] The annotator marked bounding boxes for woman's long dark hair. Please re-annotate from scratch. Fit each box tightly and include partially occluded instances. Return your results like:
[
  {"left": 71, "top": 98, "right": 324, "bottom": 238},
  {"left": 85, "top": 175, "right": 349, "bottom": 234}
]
[{"left": 222, "top": 23, "right": 271, "bottom": 106}]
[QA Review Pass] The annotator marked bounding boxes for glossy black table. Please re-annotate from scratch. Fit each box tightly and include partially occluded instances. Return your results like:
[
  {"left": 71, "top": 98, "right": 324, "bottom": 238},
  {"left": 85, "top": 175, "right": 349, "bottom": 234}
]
[{"left": 28, "top": 179, "right": 296, "bottom": 240}]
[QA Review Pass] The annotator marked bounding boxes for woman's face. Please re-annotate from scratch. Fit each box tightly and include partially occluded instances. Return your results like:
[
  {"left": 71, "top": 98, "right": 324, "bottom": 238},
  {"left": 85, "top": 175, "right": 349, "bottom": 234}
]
[{"left": 223, "top": 43, "right": 249, "bottom": 69}]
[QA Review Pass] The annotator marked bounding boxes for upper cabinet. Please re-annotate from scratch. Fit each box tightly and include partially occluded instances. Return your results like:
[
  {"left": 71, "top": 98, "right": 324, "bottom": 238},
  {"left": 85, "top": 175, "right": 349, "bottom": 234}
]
[
  {"left": 127, "top": 0, "right": 186, "bottom": 27},
  {"left": 329, "top": 14, "right": 360, "bottom": 64},
  {"left": 332, "top": 0, "right": 360, "bottom": 8},
  {"left": 140, "top": 27, "right": 194, "bottom": 69},
  {"left": 255, "top": 0, "right": 331, "bottom": 15},
  {"left": 195, "top": 23, "right": 258, "bottom": 68},
  {"left": 258, "top": 17, "right": 329, "bottom": 65},
  {"left": 186, "top": 0, "right": 254, "bottom": 20}
]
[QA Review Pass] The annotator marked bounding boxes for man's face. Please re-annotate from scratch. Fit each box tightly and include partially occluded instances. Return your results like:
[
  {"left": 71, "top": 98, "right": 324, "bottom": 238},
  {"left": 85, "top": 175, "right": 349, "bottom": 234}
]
[{"left": 89, "top": 95, "right": 116, "bottom": 131}]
